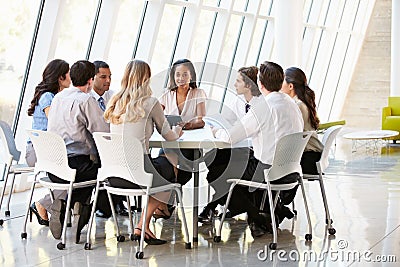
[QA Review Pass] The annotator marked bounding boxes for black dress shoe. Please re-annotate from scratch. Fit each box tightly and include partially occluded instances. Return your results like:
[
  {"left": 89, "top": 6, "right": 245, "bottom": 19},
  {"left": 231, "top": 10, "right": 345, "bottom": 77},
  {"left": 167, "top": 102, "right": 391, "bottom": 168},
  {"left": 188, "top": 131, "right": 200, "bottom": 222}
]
[
  {"left": 249, "top": 222, "right": 266, "bottom": 237},
  {"left": 95, "top": 209, "right": 110, "bottom": 218},
  {"left": 218, "top": 210, "right": 233, "bottom": 219},
  {"left": 276, "top": 205, "right": 295, "bottom": 223},
  {"left": 116, "top": 202, "right": 129, "bottom": 216},
  {"left": 257, "top": 212, "right": 273, "bottom": 233},
  {"left": 198, "top": 207, "right": 213, "bottom": 224}
]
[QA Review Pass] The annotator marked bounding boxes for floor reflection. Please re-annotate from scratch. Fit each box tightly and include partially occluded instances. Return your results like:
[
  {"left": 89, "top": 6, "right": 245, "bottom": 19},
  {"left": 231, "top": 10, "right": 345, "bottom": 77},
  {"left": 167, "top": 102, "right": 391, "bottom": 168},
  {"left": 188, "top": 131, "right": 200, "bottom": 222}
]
[{"left": 0, "top": 137, "right": 399, "bottom": 266}]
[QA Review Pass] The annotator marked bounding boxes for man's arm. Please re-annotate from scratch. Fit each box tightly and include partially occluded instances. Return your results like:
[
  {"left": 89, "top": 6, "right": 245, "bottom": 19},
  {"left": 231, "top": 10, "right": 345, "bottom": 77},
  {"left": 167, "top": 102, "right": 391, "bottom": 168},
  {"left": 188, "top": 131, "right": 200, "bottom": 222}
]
[{"left": 214, "top": 109, "right": 259, "bottom": 143}]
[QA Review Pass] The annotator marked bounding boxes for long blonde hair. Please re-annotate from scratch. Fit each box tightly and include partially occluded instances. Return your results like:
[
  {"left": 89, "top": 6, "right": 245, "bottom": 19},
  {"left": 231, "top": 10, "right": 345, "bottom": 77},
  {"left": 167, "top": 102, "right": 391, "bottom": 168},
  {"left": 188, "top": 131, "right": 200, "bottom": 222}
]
[{"left": 104, "top": 60, "right": 152, "bottom": 124}]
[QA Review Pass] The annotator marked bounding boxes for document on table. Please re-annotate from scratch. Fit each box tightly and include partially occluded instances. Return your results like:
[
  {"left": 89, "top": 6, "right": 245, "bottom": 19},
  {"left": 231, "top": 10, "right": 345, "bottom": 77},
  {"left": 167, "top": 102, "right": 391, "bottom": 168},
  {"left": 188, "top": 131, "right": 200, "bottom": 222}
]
[{"left": 203, "top": 114, "right": 232, "bottom": 129}]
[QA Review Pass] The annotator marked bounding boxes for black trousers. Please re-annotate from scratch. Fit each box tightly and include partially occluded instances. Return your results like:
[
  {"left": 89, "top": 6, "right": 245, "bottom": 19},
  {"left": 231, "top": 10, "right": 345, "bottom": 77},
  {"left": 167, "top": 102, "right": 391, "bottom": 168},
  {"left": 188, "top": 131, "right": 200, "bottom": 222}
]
[
  {"left": 203, "top": 147, "right": 252, "bottom": 207},
  {"left": 48, "top": 155, "right": 97, "bottom": 205},
  {"left": 301, "top": 151, "right": 322, "bottom": 175},
  {"left": 226, "top": 155, "right": 299, "bottom": 223},
  {"left": 226, "top": 155, "right": 270, "bottom": 220}
]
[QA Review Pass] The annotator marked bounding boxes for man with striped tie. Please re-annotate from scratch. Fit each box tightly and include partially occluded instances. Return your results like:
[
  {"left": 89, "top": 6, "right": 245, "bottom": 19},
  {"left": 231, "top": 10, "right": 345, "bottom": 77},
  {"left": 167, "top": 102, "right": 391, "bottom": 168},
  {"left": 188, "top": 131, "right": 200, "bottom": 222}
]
[
  {"left": 90, "top": 60, "right": 113, "bottom": 110},
  {"left": 89, "top": 61, "right": 129, "bottom": 218}
]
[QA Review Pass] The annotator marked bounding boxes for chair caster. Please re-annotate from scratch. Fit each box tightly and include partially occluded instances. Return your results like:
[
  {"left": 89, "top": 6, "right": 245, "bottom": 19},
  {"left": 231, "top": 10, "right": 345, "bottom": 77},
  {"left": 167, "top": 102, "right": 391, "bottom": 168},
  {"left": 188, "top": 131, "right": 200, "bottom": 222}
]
[
  {"left": 269, "top": 243, "right": 277, "bottom": 250},
  {"left": 5, "top": 210, "right": 10, "bottom": 216},
  {"left": 84, "top": 243, "right": 91, "bottom": 250},
  {"left": 21, "top": 232, "right": 27, "bottom": 239},
  {"left": 117, "top": 235, "right": 125, "bottom": 242},
  {"left": 305, "top": 234, "right": 312, "bottom": 241},
  {"left": 326, "top": 218, "right": 333, "bottom": 224},
  {"left": 185, "top": 242, "right": 191, "bottom": 249},
  {"left": 0, "top": 219, "right": 3, "bottom": 226},
  {"left": 328, "top": 228, "right": 336, "bottom": 235},
  {"left": 57, "top": 242, "right": 65, "bottom": 250},
  {"left": 135, "top": 251, "right": 144, "bottom": 259},
  {"left": 213, "top": 236, "right": 221, "bottom": 243}
]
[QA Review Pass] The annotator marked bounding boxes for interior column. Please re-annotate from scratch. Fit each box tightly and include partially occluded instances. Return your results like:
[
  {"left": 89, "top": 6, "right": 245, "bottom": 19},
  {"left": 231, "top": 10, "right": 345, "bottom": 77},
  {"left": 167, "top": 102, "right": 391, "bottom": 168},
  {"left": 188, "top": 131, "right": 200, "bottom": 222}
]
[
  {"left": 391, "top": 0, "right": 400, "bottom": 96},
  {"left": 274, "top": 0, "right": 304, "bottom": 69}
]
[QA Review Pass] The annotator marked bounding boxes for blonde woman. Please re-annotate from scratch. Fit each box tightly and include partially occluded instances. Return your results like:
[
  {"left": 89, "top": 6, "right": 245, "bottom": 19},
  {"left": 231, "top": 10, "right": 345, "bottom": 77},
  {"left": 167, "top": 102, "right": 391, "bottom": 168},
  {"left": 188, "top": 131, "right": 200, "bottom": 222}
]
[{"left": 104, "top": 60, "right": 182, "bottom": 245}]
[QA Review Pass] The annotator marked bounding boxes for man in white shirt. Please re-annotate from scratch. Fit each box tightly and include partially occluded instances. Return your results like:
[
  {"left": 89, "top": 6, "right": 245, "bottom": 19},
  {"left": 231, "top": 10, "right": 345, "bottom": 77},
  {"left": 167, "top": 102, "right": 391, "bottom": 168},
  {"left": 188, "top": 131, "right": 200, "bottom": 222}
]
[
  {"left": 199, "top": 66, "right": 263, "bottom": 223},
  {"left": 48, "top": 60, "right": 109, "bottom": 243},
  {"left": 212, "top": 61, "right": 303, "bottom": 237}
]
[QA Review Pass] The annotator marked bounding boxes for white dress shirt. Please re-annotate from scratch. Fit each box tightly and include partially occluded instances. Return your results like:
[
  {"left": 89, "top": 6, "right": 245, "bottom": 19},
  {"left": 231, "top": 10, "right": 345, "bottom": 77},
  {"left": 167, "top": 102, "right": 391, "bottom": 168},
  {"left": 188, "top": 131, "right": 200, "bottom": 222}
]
[
  {"left": 215, "top": 91, "right": 304, "bottom": 165},
  {"left": 225, "top": 94, "right": 265, "bottom": 125},
  {"left": 90, "top": 89, "right": 115, "bottom": 106}
]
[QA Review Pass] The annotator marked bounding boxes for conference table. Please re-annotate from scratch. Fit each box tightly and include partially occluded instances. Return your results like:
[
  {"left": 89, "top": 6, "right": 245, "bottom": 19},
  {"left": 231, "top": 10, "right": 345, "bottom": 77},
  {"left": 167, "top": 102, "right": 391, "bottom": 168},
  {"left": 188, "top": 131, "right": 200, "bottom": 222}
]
[{"left": 149, "top": 126, "right": 250, "bottom": 243}]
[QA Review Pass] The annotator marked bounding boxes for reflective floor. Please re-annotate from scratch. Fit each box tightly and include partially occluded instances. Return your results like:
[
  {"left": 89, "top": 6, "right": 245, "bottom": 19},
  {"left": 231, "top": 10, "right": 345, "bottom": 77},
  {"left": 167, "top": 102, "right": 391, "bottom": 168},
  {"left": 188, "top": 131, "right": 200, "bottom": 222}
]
[{"left": 1, "top": 132, "right": 400, "bottom": 266}]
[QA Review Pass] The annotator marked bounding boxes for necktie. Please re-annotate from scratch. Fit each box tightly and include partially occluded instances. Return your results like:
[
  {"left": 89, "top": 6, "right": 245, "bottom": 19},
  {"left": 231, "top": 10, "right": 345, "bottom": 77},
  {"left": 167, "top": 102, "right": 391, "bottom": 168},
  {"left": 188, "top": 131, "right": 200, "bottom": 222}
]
[
  {"left": 245, "top": 103, "right": 251, "bottom": 113},
  {"left": 98, "top": 97, "right": 106, "bottom": 111}
]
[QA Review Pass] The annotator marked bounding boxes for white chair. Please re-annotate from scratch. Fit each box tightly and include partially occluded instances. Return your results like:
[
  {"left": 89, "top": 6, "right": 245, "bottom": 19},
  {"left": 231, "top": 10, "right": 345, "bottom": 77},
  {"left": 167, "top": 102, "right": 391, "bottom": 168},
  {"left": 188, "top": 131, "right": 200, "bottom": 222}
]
[
  {"left": 0, "top": 120, "right": 34, "bottom": 226},
  {"left": 86, "top": 132, "right": 191, "bottom": 259},
  {"left": 214, "top": 132, "right": 313, "bottom": 250},
  {"left": 21, "top": 130, "right": 96, "bottom": 250},
  {"left": 302, "top": 125, "right": 342, "bottom": 236}
]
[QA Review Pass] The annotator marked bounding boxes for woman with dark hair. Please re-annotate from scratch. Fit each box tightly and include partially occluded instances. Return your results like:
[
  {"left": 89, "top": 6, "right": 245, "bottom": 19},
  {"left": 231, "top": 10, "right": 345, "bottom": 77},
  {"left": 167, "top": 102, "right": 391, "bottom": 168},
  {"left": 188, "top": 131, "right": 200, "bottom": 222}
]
[
  {"left": 281, "top": 67, "right": 324, "bottom": 174},
  {"left": 155, "top": 59, "right": 207, "bottom": 219},
  {"left": 161, "top": 59, "right": 206, "bottom": 130},
  {"left": 25, "top": 59, "right": 71, "bottom": 226},
  {"left": 159, "top": 59, "right": 206, "bottom": 179}
]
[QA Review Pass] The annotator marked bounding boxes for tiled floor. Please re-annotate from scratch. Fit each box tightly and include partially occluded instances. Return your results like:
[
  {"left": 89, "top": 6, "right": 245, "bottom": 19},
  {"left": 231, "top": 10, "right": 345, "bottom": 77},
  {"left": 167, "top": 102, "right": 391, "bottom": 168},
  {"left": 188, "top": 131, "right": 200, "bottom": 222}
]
[{"left": 0, "top": 132, "right": 400, "bottom": 266}]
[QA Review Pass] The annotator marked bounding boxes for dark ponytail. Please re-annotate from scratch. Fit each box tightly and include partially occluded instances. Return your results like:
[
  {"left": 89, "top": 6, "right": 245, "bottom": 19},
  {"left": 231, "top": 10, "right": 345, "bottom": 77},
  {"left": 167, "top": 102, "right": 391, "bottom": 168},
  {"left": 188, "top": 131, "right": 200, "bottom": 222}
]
[
  {"left": 303, "top": 84, "right": 319, "bottom": 129},
  {"left": 284, "top": 67, "right": 320, "bottom": 129}
]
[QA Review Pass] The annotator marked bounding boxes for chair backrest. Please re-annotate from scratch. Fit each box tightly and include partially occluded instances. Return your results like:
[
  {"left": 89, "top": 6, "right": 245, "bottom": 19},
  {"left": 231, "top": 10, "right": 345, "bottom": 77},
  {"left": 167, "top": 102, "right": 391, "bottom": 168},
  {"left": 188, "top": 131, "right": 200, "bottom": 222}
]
[
  {"left": 93, "top": 132, "right": 153, "bottom": 188},
  {"left": 388, "top": 97, "right": 400, "bottom": 115},
  {"left": 26, "top": 130, "right": 76, "bottom": 181},
  {"left": 267, "top": 131, "right": 312, "bottom": 182},
  {"left": 318, "top": 125, "right": 342, "bottom": 172},
  {"left": 0, "top": 120, "right": 21, "bottom": 162}
]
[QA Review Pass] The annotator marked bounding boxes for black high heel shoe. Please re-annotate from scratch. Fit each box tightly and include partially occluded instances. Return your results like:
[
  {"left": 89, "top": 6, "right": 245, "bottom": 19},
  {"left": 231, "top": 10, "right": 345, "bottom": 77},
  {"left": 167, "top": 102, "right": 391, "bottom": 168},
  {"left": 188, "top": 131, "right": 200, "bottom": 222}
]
[
  {"left": 30, "top": 203, "right": 49, "bottom": 226},
  {"left": 132, "top": 228, "right": 167, "bottom": 245},
  {"left": 152, "top": 206, "right": 175, "bottom": 221}
]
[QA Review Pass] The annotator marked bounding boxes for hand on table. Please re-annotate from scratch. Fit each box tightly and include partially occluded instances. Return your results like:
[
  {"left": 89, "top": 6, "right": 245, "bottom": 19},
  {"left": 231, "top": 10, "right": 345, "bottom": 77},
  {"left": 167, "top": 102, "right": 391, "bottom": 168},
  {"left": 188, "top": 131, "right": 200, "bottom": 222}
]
[{"left": 172, "top": 125, "right": 183, "bottom": 137}]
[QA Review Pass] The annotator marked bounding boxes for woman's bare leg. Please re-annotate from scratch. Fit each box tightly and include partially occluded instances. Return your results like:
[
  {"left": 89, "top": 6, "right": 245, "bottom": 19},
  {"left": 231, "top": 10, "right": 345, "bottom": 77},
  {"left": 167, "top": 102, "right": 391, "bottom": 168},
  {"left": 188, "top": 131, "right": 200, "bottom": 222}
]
[{"left": 134, "top": 196, "right": 163, "bottom": 238}]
